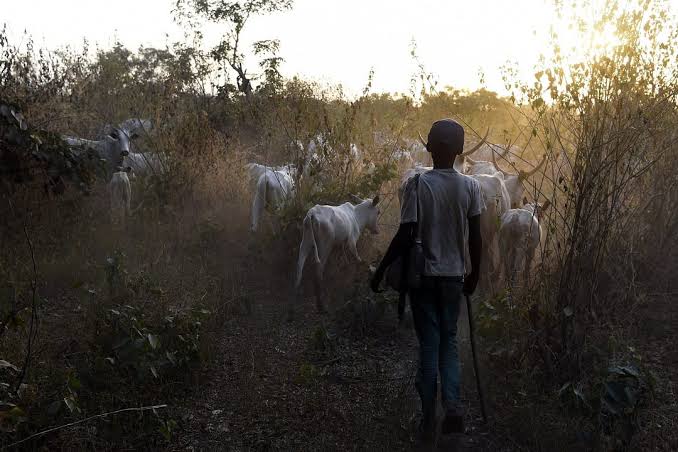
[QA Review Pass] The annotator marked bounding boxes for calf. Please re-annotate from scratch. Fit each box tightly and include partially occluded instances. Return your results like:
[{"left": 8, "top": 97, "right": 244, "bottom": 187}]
[
  {"left": 108, "top": 167, "right": 132, "bottom": 226},
  {"left": 295, "top": 196, "right": 380, "bottom": 311},
  {"left": 498, "top": 198, "right": 551, "bottom": 286}
]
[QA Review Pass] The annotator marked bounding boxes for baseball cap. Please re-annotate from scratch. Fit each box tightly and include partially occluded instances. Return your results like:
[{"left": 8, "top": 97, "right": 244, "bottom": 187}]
[{"left": 427, "top": 119, "right": 465, "bottom": 154}]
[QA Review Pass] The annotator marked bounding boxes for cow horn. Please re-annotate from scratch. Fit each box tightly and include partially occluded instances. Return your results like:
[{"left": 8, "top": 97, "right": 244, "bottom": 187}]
[
  {"left": 349, "top": 194, "right": 362, "bottom": 203},
  {"left": 519, "top": 153, "right": 547, "bottom": 180},
  {"left": 417, "top": 132, "right": 427, "bottom": 148},
  {"left": 459, "top": 127, "right": 490, "bottom": 157}
]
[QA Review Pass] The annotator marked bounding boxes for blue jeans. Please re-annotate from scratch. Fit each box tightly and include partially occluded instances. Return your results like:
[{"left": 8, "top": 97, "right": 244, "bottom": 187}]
[{"left": 410, "top": 276, "right": 463, "bottom": 424}]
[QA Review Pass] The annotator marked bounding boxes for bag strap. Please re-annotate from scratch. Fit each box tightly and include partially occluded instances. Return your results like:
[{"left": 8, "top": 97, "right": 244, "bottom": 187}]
[{"left": 414, "top": 173, "right": 421, "bottom": 241}]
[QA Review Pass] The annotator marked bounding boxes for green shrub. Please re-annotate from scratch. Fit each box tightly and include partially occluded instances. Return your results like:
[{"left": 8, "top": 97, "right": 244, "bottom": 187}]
[{"left": 97, "top": 304, "right": 210, "bottom": 382}]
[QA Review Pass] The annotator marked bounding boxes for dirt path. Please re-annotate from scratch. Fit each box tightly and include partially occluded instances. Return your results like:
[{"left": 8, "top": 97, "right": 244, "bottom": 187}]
[
  {"left": 631, "top": 293, "right": 678, "bottom": 451},
  {"left": 169, "top": 284, "right": 499, "bottom": 451}
]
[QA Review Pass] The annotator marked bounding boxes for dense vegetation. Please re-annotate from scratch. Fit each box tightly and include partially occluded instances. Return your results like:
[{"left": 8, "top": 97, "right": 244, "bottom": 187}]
[{"left": 1, "top": 0, "right": 677, "bottom": 450}]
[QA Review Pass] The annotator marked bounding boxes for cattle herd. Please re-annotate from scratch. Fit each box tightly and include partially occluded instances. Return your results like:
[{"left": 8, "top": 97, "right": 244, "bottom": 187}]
[
  {"left": 245, "top": 131, "right": 551, "bottom": 305},
  {"left": 68, "top": 121, "right": 550, "bottom": 305}
]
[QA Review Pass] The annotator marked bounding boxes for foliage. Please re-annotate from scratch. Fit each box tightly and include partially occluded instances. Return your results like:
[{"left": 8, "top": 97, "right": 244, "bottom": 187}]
[
  {"left": 0, "top": 359, "right": 25, "bottom": 433},
  {"left": 96, "top": 304, "right": 209, "bottom": 382},
  {"left": 295, "top": 363, "right": 319, "bottom": 385},
  {"left": 556, "top": 362, "right": 654, "bottom": 449},
  {"left": 174, "top": 0, "right": 294, "bottom": 96},
  {"left": 501, "top": 0, "right": 678, "bottom": 364},
  {"left": 0, "top": 99, "right": 98, "bottom": 193}
]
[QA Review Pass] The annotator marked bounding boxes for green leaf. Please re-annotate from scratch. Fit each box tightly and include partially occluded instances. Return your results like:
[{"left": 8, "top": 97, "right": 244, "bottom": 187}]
[
  {"left": 105, "top": 357, "right": 116, "bottom": 365},
  {"left": 557, "top": 382, "right": 571, "bottom": 396},
  {"left": 71, "top": 281, "right": 84, "bottom": 289},
  {"left": 0, "top": 404, "right": 26, "bottom": 432},
  {"left": 46, "top": 400, "right": 62, "bottom": 415},
  {"left": 67, "top": 374, "right": 81, "bottom": 391},
  {"left": 619, "top": 365, "right": 640, "bottom": 378},
  {"left": 573, "top": 385, "right": 587, "bottom": 404},
  {"left": 148, "top": 334, "right": 160, "bottom": 350},
  {"left": 150, "top": 366, "right": 159, "bottom": 379},
  {"left": 8, "top": 406, "right": 25, "bottom": 418},
  {"left": 64, "top": 396, "right": 79, "bottom": 413},
  {"left": 113, "top": 337, "right": 131, "bottom": 350},
  {"left": 0, "top": 360, "right": 19, "bottom": 372}
]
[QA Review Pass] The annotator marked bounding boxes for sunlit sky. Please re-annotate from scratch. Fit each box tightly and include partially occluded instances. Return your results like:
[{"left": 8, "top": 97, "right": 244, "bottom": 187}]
[{"left": 2, "top": 0, "right": 659, "bottom": 97}]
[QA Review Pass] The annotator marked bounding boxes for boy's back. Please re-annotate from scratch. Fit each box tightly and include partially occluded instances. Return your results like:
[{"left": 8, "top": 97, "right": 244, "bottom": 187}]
[{"left": 400, "top": 168, "right": 485, "bottom": 277}]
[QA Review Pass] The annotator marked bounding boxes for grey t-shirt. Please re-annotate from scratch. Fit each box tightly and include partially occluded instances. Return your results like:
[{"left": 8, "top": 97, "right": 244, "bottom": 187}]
[{"left": 400, "top": 168, "right": 486, "bottom": 277}]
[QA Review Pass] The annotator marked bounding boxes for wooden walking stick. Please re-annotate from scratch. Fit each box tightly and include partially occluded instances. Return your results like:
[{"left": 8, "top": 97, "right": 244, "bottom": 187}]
[{"left": 465, "top": 294, "right": 488, "bottom": 423}]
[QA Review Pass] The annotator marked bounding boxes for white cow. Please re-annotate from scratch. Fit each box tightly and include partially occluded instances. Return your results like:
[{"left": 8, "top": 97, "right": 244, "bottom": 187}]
[
  {"left": 398, "top": 165, "right": 432, "bottom": 205},
  {"left": 124, "top": 152, "right": 168, "bottom": 177},
  {"left": 250, "top": 168, "right": 295, "bottom": 233},
  {"left": 464, "top": 145, "right": 510, "bottom": 175},
  {"left": 246, "top": 162, "right": 296, "bottom": 186},
  {"left": 470, "top": 173, "right": 512, "bottom": 287},
  {"left": 108, "top": 167, "right": 132, "bottom": 226},
  {"left": 498, "top": 198, "right": 551, "bottom": 286},
  {"left": 295, "top": 196, "right": 381, "bottom": 311},
  {"left": 64, "top": 120, "right": 147, "bottom": 174},
  {"left": 118, "top": 118, "right": 152, "bottom": 140},
  {"left": 391, "top": 149, "right": 415, "bottom": 168}
]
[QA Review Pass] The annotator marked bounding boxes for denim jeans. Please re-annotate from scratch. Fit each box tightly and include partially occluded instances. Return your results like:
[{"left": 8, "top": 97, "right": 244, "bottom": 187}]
[{"left": 409, "top": 276, "right": 463, "bottom": 425}]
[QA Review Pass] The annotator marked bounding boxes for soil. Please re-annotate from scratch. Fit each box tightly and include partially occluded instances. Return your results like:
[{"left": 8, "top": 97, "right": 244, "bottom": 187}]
[{"left": 168, "top": 280, "right": 502, "bottom": 452}]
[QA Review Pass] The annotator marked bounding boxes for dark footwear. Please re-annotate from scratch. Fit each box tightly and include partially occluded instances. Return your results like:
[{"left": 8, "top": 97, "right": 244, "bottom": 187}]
[
  {"left": 441, "top": 413, "right": 464, "bottom": 434},
  {"left": 414, "top": 420, "right": 438, "bottom": 450}
]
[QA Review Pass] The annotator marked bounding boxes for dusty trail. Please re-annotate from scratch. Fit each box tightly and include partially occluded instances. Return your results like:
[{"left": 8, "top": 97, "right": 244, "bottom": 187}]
[{"left": 169, "top": 276, "right": 500, "bottom": 451}]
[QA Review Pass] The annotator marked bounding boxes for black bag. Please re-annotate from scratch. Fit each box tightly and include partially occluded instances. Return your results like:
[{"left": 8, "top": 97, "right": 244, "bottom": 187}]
[{"left": 385, "top": 174, "right": 424, "bottom": 292}]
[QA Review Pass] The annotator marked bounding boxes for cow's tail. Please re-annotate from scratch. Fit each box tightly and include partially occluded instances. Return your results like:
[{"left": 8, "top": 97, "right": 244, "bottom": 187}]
[
  {"left": 295, "top": 213, "right": 320, "bottom": 288},
  {"left": 250, "top": 176, "right": 267, "bottom": 232}
]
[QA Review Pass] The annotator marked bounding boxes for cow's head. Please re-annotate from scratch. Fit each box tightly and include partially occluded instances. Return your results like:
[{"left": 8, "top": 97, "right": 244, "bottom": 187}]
[
  {"left": 349, "top": 194, "right": 381, "bottom": 234},
  {"left": 522, "top": 197, "right": 551, "bottom": 220},
  {"left": 502, "top": 174, "right": 524, "bottom": 209},
  {"left": 493, "top": 152, "right": 547, "bottom": 208},
  {"left": 103, "top": 126, "right": 133, "bottom": 163}
]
